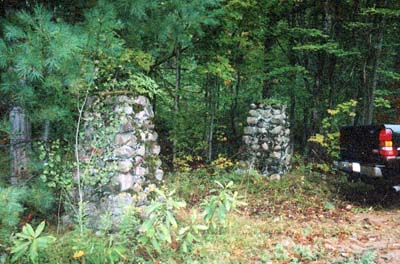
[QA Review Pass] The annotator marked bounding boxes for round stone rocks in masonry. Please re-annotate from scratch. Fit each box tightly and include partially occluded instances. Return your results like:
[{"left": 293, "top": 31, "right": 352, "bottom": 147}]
[
  {"left": 241, "top": 103, "right": 292, "bottom": 178},
  {"left": 76, "top": 95, "right": 163, "bottom": 228}
]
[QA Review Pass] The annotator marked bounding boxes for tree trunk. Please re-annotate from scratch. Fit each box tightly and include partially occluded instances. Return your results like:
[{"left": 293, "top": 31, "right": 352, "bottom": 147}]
[
  {"left": 172, "top": 47, "right": 181, "bottom": 166},
  {"left": 289, "top": 93, "right": 296, "bottom": 151},
  {"left": 42, "top": 120, "right": 50, "bottom": 142},
  {"left": 327, "top": 56, "right": 337, "bottom": 108},
  {"left": 207, "top": 80, "right": 217, "bottom": 162},
  {"left": 310, "top": 53, "right": 325, "bottom": 136},
  {"left": 366, "top": 11, "right": 386, "bottom": 124},
  {"left": 10, "top": 107, "right": 31, "bottom": 185},
  {"left": 230, "top": 71, "right": 240, "bottom": 140}
]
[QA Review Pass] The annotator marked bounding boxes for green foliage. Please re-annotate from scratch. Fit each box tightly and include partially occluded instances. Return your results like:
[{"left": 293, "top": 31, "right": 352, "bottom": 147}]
[
  {"left": 10, "top": 221, "right": 55, "bottom": 264},
  {"left": 0, "top": 186, "right": 26, "bottom": 241},
  {"left": 199, "top": 55, "right": 235, "bottom": 81},
  {"left": 38, "top": 140, "right": 73, "bottom": 191},
  {"left": 42, "top": 230, "right": 127, "bottom": 264},
  {"left": 93, "top": 47, "right": 162, "bottom": 96},
  {"left": 25, "top": 184, "right": 55, "bottom": 216},
  {"left": 0, "top": 5, "right": 84, "bottom": 126},
  {"left": 309, "top": 100, "right": 357, "bottom": 160},
  {"left": 140, "top": 189, "right": 186, "bottom": 256},
  {"left": 177, "top": 209, "right": 208, "bottom": 254},
  {"left": 374, "top": 89, "right": 391, "bottom": 109},
  {"left": 0, "top": 183, "right": 57, "bottom": 244},
  {"left": 202, "top": 181, "right": 245, "bottom": 229},
  {"left": 288, "top": 27, "right": 329, "bottom": 39},
  {"left": 261, "top": 97, "right": 287, "bottom": 106},
  {"left": 339, "top": 250, "right": 377, "bottom": 264},
  {"left": 72, "top": 234, "right": 127, "bottom": 264}
]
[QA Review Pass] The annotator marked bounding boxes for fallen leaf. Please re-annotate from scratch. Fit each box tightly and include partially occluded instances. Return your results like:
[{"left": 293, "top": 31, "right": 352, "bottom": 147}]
[{"left": 233, "top": 249, "right": 243, "bottom": 256}]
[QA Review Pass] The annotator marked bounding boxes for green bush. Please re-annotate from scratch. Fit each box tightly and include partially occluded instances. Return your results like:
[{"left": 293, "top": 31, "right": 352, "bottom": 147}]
[
  {"left": 0, "top": 186, "right": 26, "bottom": 242},
  {"left": 0, "top": 184, "right": 56, "bottom": 246},
  {"left": 25, "top": 183, "right": 55, "bottom": 216},
  {"left": 10, "top": 221, "right": 55, "bottom": 264},
  {"left": 202, "top": 181, "right": 245, "bottom": 230},
  {"left": 40, "top": 230, "right": 128, "bottom": 264},
  {"left": 309, "top": 99, "right": 357, "bottom": 164}
]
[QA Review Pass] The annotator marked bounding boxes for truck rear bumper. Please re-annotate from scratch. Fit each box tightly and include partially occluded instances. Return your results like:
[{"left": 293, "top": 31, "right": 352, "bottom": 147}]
[{"left": 334, "top": 161, "right": 383, "bottom": 177}]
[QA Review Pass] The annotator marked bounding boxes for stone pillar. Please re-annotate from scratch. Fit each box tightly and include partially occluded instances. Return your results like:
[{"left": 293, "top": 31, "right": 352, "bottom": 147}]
[
  {"left": 9, "top": 107, "right": 31, "bottom": 184},
  {"left": 242, "top": 103, "right": 291, "bottom": 179},
  {"left": 79, "top": 95, "right": 163, "bottom": 226}
]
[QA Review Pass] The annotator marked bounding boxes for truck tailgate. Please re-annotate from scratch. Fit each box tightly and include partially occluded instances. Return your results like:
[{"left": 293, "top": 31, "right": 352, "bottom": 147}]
[{"left": 339, "top": 125, "right": 400, "bottom": 163}]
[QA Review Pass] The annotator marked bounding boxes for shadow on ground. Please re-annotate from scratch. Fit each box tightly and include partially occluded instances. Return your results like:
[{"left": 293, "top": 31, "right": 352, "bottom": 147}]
[{"left": 331, "top": 174, "right": 400, "bottom": 209}]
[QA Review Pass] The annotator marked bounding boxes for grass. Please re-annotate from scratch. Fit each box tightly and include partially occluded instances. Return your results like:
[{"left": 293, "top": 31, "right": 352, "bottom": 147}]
[
  {"left": 3, "top": 163, "right": 395, "bottom": 263},
  {"left": 166, "top": 167, "right": 392, "bottom": 263}
]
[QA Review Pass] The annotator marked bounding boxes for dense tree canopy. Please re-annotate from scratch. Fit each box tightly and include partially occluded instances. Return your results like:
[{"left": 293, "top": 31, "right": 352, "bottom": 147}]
[{"left": 1, "top": 0, "right": 399, "bottom": 165}]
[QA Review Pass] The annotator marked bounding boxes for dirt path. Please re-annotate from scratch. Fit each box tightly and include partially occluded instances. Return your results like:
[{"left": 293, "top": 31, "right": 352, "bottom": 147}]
[
  {"left": 245, "top": 209, "right": 400, "bottom": 263},
  {"left": 241, "top": 195, "right": 400, "bottom": 263},
  {"left": 330, "top": 210, "right": 400, "bottom": 263}
]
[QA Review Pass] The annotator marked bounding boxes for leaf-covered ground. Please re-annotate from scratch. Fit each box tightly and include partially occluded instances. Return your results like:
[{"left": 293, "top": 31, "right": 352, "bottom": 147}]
[{"left": 174, "top": 171, "right": 400, "bottom": 263}]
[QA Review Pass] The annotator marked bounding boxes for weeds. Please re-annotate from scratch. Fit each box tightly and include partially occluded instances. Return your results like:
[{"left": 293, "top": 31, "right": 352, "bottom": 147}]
[
  {"left": 1, "top": 163, "right": 396, "bottom": 263},
  {"left": 10, "top": 221, "right": 55, "bottom": 264}
]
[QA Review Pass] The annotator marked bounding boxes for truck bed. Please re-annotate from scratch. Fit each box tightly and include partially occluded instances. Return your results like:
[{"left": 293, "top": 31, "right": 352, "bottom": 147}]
[{"left": 338, "top": 124, "right": 400, "bottom": 179}]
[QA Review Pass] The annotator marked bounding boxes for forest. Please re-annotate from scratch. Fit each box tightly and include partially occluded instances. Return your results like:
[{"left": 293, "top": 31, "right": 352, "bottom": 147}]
[{"left": 1, "top": 0, "right": 400, "bottom": 263}]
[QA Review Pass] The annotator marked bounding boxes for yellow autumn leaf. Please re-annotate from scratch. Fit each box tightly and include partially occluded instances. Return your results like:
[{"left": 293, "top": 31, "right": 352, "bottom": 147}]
[{"left": 73, "top": 250, "right": 84, "bottom": 259}]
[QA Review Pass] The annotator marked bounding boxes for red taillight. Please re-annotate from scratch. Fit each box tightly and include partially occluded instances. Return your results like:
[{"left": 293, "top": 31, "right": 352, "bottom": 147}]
[
  {"left": 379, "top": 129, "right": 393, "bottom": 141},
  {"left": 379, "top": 129, "right": 398, "bottom": 158}
]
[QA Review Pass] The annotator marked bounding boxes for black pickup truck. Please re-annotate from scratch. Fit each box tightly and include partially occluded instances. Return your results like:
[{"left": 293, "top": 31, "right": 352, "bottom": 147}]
[{"left": 335, "top": 124, "right": 400, "bottom": 188}]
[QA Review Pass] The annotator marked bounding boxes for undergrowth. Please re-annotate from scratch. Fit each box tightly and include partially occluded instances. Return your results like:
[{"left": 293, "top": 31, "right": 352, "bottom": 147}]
[{"left": 0, "top": 163, "right": 393, "bottom": 263}]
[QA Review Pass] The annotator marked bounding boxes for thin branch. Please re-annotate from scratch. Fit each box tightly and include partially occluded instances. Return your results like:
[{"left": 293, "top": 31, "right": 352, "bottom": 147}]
[{"left": 74, "top": 89, "right": 89, "bottom": 236}]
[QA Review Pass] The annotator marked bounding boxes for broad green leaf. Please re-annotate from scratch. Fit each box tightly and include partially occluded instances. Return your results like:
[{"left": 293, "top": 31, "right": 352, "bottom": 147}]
[
  {"left": 159, "top": 224, "right": 172, "bottom": 243},
  {"left": 34, "top": 221, "right": 46, "bottom": 237},
  {"left": 11, "top": 241, "right": 30, "bottom": 254},
  {"left": 178, "top": 227, "right": 190, "bottom": 235},
  {"left": 166, "top": 211, "right": 177, "bottom": 228},
  {"left": 204, "top": 204, "right": 215, "bottom": 221},
  {"left": 29, "top": 240, "right": 39, "bottom": 264},
  {"left": 226, "top": 181, "right": 233, "bottom": 188},
  {"left": 141, "top": 218, "right": 155, "bottom": 233},
  {"left": 225, "top": 198, "right": 231, "bottom": 212},
  {"left": 146, "top": 202, "right": 163, "bottom": 214},
  {"left": 15, "top": 233, "right": 32, "bottom": 240},
  {"left": 11, "top": 241, "right": 30, "bottom": 263},
  {"left": 217, "top": 203, "right": 226, "bottom": 222},
  {"left": 151, "top": 237, "right": 161, "bottom": 254},
  {"left": 23, "top": 224, "right": 35, "bottom": 237},
  {"left": 182, "top": 241, "right": 188, "bottom": 253},
  {"left": 36, "top": 236, "right": 55, "bottom": 248},
  {"left": 186, "top": 233, "right": 196, "bottom": 243},
  {"left": 215, "top": 181, "right": 224, "bottom": 188}
]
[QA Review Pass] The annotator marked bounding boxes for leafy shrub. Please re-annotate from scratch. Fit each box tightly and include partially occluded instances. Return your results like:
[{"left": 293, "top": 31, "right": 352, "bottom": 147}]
[
  {"left": 0, "top": 184, "right": 55, "bottom": 246},
  {"left": 309, "top": 100, "right": 357, "bottom": 161},
  {"left": 42, "top": 230, "right": 127, "bottom": 264},
  {"left": 202, "top": 181, "right": 245, "bottom": 230},
  {"left": 140, "top": 189, "right": 187, "bottom": 257},
  {"left": 25, "top": 183, "right": 55, "bottom": 216},
  {"left": 10, "top": 221, "right": 55, "bottom": 264},
  {"left": 0, "top": 186, "right": 26, "bottom": 241},
  {"left": 37, "top": 140, "right": 73, "bottom": 191}
]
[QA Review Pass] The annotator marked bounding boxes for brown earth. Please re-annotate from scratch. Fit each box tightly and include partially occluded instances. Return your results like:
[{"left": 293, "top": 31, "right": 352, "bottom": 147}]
[
  {"left": 332, "top": 210, "right": 400, "bottom": 263},
  {"left": 235, "top": 180, "right": 400, "bottom": 263}
]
